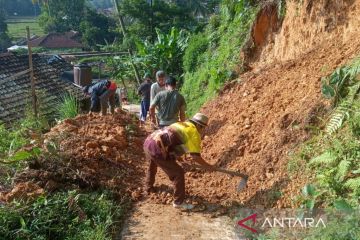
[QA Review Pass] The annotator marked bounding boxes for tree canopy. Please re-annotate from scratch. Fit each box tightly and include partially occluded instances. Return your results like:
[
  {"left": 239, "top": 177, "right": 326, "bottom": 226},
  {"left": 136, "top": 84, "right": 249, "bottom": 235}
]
[
  {"left": 118, "top": 0, "right": 219, "bottom": 41},
  {"left": 0, "top": 7, "right": 11, "bottom": 52}
]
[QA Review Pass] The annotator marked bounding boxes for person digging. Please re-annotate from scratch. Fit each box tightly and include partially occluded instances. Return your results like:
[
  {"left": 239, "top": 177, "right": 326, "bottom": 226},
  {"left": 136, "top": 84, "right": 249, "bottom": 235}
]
[
  {"left": 82, "top": 79, "right": 117, "bottom": 115},
  {"left": 143, "top": 113, "right": 215, "bottom": 210}
]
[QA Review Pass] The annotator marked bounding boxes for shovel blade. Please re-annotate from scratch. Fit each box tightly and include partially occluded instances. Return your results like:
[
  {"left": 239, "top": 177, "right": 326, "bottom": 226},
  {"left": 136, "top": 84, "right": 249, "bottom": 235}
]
[{"left": 237, "top": 177, "right": 248, "bottom": 192}]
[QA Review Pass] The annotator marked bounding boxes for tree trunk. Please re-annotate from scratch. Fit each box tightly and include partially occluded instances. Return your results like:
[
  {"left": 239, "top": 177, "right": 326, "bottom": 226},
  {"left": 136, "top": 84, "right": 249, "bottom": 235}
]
[{"left": 112, "top": 0, "right": 142, "bottom": 86}]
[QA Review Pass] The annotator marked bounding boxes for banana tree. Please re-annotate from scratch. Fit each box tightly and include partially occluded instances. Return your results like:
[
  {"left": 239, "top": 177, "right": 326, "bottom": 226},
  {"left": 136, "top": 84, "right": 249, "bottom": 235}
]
[{"left": 135, "top": 27, "right": 189, "bottom": 81}]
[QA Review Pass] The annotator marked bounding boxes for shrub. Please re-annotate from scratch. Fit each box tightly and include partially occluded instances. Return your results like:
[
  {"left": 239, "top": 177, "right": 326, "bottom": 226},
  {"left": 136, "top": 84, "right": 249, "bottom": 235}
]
[
  {"left": 181, "top": 1, "right": 258, "bottom": 115},
  {"left": 183, "top": 32, "right": 209, "bottom": 73}
]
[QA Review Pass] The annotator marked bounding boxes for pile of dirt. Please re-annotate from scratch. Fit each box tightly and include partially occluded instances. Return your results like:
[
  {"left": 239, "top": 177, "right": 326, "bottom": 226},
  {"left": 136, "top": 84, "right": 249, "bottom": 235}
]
[
  {"left": 0, "top": 110, "right": 146, "bottom": 203},
  {"left": 157, "top": 0, "right": 360, "bottom": 209}
]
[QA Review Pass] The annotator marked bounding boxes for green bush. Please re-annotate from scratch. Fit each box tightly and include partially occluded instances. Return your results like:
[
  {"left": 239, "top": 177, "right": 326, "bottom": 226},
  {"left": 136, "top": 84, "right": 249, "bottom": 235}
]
[
  {"left": 183, "top": 32, "right": 209, "bottom": 73},
  {"left": 0, "top": 191, "right": 125, "bottom": 240},
  {"left": 135, "top": 27, "right": 189, "bottom": 80},
  {"left": 181, "top": 0, "right": 258, "bottom": 115}
]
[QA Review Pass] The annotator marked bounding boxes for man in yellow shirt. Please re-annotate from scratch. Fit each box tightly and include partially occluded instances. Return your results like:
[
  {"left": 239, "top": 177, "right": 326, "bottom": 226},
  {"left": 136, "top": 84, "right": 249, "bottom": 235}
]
[{"left": 143, "top": 113, "right": 214, "bottom": 210}]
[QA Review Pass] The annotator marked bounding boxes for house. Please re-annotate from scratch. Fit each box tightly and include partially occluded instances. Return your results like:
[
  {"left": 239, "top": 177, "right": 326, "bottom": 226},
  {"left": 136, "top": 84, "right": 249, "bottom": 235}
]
[
  {"left": 28, "top": 31, "right": 83, "bottom": 49},
  {"left": 0, "top": 52, "right": 87, "bottom": 125}
]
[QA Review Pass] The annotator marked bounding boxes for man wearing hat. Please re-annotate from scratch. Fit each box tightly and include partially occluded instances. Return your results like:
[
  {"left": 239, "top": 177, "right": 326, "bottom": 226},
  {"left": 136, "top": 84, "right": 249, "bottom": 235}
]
[
  {"left": 143, "top": 113, "right": 215, "bottom": 210},
  {"left": 138, "top": 73, "right": 153, "bottom": 124},
  {"left": 149, "top": 76, "right": 186, "bottom": 128}
]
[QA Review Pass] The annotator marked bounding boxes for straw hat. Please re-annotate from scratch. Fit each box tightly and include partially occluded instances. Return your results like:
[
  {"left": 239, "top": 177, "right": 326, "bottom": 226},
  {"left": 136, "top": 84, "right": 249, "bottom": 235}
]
[{"left": 190, "top": 113, "right": 209, "bottom": 127}]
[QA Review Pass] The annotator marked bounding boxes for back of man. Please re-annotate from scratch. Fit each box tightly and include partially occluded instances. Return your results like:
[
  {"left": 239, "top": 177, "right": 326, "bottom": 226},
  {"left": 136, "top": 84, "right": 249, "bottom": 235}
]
[
  {"left": 138, "top": 80, "right": 152, "bottom": 101},
  {"left": 85, "top": 79, "right": 116, "bottom": 114},
  {"left": 138, "top": 75, "right": 153, "bottom": 122},
  {"left": 150, "top": 77, "right": 186, "bottom": 127},
  {"left": 89, "top": 80, "right": 109, "bottom": 96}
]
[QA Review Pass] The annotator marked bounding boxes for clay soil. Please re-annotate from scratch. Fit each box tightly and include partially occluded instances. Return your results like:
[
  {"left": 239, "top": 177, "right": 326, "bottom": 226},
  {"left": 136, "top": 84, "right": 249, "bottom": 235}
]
[
  {"left": 184, "top": 4, "right": 360, "bottom": 210},
  {"left": 0, "top": 110, "right": 146, "bottom": 203}
]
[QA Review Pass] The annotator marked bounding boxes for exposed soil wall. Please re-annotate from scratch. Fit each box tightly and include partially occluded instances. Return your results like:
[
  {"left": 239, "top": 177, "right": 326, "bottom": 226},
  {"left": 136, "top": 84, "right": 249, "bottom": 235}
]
[
  {"left": 250, "top": 0, "right": 360, "bottom": 67},
  {"left": 187, "top": 0, "right": 360, "bottom": 208}
]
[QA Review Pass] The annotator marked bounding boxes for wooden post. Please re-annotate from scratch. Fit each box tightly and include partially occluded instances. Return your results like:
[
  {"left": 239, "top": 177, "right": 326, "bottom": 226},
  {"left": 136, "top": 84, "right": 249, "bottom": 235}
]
[
  {"left": 112, "top": 0, "right": 142, "bottom": 86},
  {"left": 98, "top": 62, "right": 101, "bottom": 80},
  {"left": 26, "top": 26, "right": 38, "bottom": 117}
]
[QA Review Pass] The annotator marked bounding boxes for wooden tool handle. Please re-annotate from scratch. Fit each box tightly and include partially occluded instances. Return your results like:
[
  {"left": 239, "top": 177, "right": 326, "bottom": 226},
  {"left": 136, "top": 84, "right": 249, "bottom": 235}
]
[
  {"left": 215, "top": 168, "right": 248, "bottom": 179},
  {"left": 192, "top": 165, "right": 248, "bottom": 180}
]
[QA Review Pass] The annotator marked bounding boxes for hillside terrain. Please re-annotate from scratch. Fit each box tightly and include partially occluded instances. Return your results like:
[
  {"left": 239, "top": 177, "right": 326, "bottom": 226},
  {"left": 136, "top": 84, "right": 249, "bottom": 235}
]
[
  {"left": 122, "top": 0, "right": 360, "bottom": 238},
  {"left": 1, "top": 0, "right": 360, "bottom": 239}
]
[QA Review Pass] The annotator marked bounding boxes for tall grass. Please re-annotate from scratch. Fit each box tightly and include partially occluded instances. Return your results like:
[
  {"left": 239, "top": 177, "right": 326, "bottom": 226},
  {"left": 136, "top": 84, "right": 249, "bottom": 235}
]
[
  {"left": 0, "top": 191, "right": 124, "bottom": 240},
  {"left": 57, "top": 94, "right": 79, "bottom": 120}
]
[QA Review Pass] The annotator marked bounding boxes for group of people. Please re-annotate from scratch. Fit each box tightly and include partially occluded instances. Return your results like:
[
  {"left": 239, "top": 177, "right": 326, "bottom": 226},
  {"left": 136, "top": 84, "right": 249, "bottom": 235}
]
[
  {"left": 138, "top": 70, "right": 215, "bottom": 210},
  {"left": 137, "top": 70, "right": 186, "bottom": 128},
  {"left": 81, "top": 72, "right": 215, "bottom": 210}
]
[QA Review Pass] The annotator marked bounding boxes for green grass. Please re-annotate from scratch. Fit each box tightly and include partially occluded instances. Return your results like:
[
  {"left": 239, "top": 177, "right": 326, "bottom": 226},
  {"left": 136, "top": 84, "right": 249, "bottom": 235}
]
[
  {"left": 181, "top": 1, "right": 258, "bottom": 115},
  {"left": 57, "top": 94, "right": 80, "bottom": 120},
  {"left": 6, "top": 18, "right": 44, "bottom": 40},
  {"left": 0, "top": 191, "right": 125, "bottom": 240}
]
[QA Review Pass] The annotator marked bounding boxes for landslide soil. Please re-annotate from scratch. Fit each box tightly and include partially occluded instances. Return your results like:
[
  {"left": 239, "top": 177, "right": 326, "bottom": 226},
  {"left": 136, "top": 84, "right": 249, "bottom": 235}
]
[
  {"left": 142, "top": 0, "right": 360, "bottom": 211},
  {"left": 186, "top": 0, "right": 360, "bottom": 209},
  {"left": 0, "top": 110, "right": 146, "bottom": 203}
]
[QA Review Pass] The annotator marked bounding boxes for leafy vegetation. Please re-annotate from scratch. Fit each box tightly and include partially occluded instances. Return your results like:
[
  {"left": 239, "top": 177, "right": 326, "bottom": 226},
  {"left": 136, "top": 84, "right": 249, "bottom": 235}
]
[
  {"left": 135, "top": 27, "right": 189, "bottom": 80},
  {"left": 36, "top": 0, "right": 118, "bottom": 50},
  {"left": 321, "top": 58, "right": 360, "bottom": 134},
  {"left": 183, "top": 32, "right": 208, "bottom": 73},
  {"left": 57, "top": 94, "right": 80, "bottom": 120},
  {"left": 0, "top": 111, "right": 48, "bottom": 161},
  {"left": 79, "top": 7, "right": 118, "bottom": 50},
  {"left": 295, "top": 59, "right": 360, "bottom": 208},
  {"left": 0, "top": 7, "right": 11, "bottom": 52},
  {"left": 264, "top": 60, "right": 360, "bottom": 240},
  {"left": 38, "top": 0, "right": 86, "bottom": 33},
  {"left": 118, "top": 0, "right": 218, "bottom": 41},
  {"left": 181, "top": 0, "right": 258, "bottom": 115},
  {"left": 0, "top": 190, "right": 125, "bottom": 240}
]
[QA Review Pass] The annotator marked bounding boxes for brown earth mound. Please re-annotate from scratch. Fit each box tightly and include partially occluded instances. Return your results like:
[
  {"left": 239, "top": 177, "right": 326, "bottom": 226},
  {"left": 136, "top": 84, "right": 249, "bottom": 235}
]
[
  {"left": 173, "top": 0, "right": 360, "bottom": 209},
  {"left": 0, "top": 110, "right": 146, "bottom": 202},
  {"left": 144, "top": 0, "right": 360, "bottom": 210}
]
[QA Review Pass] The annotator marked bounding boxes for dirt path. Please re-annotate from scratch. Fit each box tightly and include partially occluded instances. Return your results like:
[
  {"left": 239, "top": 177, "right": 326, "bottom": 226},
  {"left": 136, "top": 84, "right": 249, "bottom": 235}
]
[
  {"left": 118, "top": 117, "right": 240, "bottom": 240},
  {"left": 120, "top": 202, "right": 237, "bottom": 240}
]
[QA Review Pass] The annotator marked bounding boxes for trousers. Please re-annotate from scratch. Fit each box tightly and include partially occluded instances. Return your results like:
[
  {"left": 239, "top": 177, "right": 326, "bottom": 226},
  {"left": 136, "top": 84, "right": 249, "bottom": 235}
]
[{"left": 143, "top": 136, "right": 185, "bottom": 204}]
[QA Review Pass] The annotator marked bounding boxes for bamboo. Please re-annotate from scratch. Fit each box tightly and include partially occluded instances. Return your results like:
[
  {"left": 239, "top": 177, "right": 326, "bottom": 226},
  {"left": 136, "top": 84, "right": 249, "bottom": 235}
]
[
  {"left": 26, "top": 26, "right": 38, "bottom": 117},
  {"left": 112, "top": 0, "right": 142, "bottom": 86}
]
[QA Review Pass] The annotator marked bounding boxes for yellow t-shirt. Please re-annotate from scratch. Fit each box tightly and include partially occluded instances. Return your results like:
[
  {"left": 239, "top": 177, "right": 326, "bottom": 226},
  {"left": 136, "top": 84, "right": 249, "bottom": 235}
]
[{"left": 169, "top": 121, "right": 201, "bottom": 154}]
